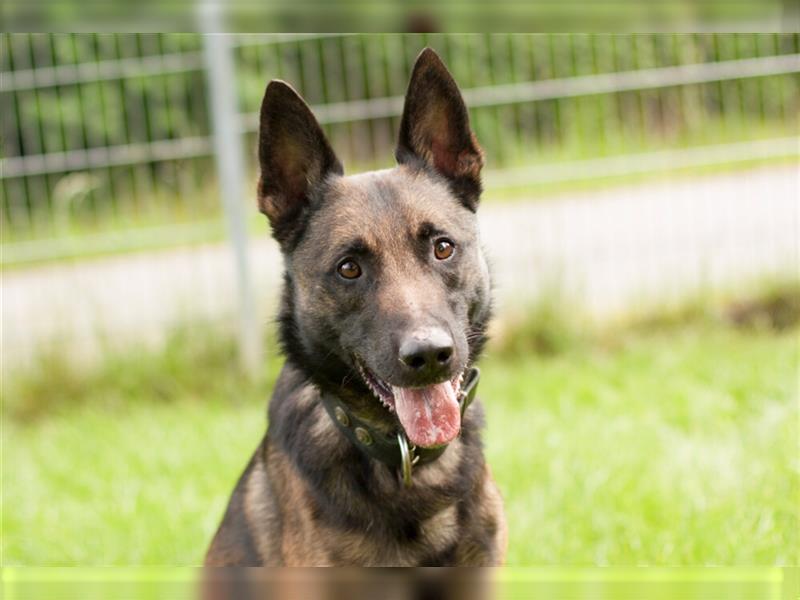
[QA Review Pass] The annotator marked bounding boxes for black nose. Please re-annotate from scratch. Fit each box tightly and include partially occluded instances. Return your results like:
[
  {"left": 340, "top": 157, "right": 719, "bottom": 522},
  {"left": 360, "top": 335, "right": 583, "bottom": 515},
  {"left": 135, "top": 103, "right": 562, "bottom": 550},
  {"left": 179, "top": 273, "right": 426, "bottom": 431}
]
[{"left": 399, "top": 327, "right": 454, "bottom": 377}]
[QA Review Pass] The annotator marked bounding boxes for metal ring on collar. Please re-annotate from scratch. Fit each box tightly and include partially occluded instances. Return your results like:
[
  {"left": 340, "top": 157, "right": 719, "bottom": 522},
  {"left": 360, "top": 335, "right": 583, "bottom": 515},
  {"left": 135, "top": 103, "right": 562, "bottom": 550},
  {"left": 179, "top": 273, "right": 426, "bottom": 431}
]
[{"left": 397, "top": 432, "right": 413, "bottom": 487}]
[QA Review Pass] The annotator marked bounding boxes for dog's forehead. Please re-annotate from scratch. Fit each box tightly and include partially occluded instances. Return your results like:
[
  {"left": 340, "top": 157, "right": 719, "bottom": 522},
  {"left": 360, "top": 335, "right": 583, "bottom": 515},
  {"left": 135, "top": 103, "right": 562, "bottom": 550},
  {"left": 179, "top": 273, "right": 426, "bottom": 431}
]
[{"left": 304, "top": 166, "right": 474, "bottom": 254}]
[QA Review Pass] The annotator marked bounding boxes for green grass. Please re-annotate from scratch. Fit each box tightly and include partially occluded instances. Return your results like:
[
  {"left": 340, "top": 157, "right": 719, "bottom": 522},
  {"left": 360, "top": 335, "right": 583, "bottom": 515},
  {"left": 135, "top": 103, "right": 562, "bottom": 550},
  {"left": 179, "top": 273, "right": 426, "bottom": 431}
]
[
  {"left": 486, "top": 325, "right": 798, "bottom": 565},
  {"left": 3, "top": 310, "right": 798, "bottom": 566}
]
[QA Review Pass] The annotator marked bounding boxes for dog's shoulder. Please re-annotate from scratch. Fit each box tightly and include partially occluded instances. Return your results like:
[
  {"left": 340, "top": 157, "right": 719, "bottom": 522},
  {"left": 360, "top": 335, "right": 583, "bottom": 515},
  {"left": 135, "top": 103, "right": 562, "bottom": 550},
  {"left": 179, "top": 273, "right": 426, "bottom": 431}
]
[
  {"left": 204, "top": 442, "right": 267, "bottom": 566},
  {"left": 267, "top": 363, "right": 349, "bottom": 460}
]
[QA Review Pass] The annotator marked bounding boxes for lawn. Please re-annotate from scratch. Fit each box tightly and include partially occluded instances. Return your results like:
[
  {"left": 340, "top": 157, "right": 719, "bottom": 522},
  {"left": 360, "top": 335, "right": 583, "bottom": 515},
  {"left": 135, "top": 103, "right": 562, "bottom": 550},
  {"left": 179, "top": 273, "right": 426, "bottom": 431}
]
[{"left": 2, "top": 319, "right": 798, "bottom": 566}]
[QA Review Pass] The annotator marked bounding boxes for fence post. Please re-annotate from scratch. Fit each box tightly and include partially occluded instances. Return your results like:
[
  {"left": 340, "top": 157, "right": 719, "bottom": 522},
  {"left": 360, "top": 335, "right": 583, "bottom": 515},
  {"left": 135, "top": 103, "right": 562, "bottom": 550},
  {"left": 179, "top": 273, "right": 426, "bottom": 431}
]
[{"left": 199, "top": 12, "right": 263, "bottom": 378}]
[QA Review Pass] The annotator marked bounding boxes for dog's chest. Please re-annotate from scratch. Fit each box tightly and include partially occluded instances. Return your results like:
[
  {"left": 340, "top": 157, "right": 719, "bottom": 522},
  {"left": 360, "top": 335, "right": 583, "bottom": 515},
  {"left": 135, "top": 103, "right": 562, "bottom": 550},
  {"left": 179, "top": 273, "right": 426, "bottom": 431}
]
[{"left": 312, "top": 502, "right": 461, "bottom": 566}]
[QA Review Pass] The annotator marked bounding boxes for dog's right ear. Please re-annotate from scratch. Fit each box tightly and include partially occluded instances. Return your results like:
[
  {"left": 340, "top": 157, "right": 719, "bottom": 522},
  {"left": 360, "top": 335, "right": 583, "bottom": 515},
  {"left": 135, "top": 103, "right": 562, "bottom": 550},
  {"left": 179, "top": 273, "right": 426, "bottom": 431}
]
[{"left": 257, "top": 80, "right": 343, "bottom": 247}]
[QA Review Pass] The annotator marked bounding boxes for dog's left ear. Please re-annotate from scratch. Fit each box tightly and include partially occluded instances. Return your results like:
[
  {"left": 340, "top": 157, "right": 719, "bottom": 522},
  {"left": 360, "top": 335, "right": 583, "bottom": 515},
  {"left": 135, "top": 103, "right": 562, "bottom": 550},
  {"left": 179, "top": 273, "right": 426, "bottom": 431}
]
[{"left": 396, "top": 48, "right": 484, "bottom": 210}]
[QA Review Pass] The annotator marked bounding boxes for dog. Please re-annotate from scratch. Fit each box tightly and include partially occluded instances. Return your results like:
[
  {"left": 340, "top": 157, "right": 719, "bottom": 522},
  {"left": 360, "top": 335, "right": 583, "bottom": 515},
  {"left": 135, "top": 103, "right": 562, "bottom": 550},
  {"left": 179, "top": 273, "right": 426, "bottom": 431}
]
[{"left": 205, "top": 47, "right": 506, "bottom": 567}]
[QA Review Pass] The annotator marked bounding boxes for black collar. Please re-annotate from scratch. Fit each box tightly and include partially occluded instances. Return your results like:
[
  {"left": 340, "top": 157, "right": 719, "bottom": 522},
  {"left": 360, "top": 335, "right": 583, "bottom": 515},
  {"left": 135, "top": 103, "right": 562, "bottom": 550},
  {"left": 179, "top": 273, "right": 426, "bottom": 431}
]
[{"left": 320, "top": 368, "right": 480, "bottom": 486}]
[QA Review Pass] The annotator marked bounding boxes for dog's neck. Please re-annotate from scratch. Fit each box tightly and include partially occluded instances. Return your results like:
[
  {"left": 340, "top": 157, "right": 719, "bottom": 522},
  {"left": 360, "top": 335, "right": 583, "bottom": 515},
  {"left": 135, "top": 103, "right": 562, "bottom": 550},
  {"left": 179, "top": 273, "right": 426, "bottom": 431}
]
[
  {"left": 267, "top": 363, "right": 488, "bottom": 532},
  {"left": 317, "top": 367, "right": 480, "bottom": 486}
]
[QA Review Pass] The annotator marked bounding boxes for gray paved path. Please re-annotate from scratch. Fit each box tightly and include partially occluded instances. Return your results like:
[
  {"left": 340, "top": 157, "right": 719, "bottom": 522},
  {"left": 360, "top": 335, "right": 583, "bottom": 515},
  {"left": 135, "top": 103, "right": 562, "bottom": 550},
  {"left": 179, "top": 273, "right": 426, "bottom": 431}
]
[{"left": 3, "top": 165, "right": 797, "bottom": 368}]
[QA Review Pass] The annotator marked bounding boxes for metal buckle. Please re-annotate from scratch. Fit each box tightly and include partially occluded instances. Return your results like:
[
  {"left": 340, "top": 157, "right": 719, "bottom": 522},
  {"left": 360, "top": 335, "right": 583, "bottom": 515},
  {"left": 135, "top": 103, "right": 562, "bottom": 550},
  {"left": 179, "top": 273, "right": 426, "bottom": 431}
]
[{"left": 397, "top": 432, "right": 418, "bottom": 487}]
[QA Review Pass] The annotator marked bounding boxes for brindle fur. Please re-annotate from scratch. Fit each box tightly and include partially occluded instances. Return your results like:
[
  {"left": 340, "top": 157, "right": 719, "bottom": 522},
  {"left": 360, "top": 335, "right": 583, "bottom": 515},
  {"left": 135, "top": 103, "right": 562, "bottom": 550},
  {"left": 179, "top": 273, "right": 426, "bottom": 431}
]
[{"left": 205, "top": 48, "right": 506, "bottom": 566}]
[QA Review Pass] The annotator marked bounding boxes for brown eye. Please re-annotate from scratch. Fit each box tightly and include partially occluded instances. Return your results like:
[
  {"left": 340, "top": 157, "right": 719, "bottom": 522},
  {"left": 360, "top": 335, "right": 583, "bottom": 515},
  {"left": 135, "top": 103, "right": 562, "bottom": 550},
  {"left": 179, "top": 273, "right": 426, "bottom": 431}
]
[
  {"left": 433, "top": 238, "right": 455, "bottom": 260},
  {"left": 337, "top": 259, "right": 362, "bottom": 280}
]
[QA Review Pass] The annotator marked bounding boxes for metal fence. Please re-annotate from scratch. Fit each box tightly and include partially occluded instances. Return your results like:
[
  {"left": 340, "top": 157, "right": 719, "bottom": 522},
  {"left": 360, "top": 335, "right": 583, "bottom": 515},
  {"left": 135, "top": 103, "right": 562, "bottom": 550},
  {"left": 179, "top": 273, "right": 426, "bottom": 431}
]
[
  {"left": 2, "top": 33, "right": 799, "bottom": 370},
  {"left": 3, "top": 34, "right": 799, "bottom": 259}
]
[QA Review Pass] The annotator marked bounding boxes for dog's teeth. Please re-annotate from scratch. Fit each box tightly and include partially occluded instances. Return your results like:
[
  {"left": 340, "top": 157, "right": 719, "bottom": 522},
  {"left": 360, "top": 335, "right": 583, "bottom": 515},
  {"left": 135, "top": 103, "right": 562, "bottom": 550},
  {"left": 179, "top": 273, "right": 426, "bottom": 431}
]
[
  {"left": 455, "top": 371, "right": 465, "bottom": 393},
  {"left": 356, "top": 358, "right": 395, "bottom": 412}
]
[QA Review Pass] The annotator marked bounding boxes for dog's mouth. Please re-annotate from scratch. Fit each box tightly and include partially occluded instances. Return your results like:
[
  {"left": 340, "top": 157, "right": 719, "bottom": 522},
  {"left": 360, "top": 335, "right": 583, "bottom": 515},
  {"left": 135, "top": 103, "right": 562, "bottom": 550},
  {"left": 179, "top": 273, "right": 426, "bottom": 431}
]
[{"left": 354, "top": 358, "right": 465, "bottom": 449}]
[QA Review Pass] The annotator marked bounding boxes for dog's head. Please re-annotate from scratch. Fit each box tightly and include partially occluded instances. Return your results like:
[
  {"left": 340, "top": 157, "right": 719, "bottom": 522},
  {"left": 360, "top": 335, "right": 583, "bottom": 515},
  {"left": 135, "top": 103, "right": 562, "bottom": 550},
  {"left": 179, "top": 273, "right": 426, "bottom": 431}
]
[{"left": 258, "top": 48, "right": 492, "bottom": 449}]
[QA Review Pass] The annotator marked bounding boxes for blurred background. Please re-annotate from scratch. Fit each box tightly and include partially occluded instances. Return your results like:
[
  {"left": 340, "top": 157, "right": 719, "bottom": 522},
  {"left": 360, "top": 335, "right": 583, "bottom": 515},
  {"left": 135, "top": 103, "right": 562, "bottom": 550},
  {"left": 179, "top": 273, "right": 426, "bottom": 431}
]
[{"left": 2, "top": 33, "right": 798, "bottom": 567}]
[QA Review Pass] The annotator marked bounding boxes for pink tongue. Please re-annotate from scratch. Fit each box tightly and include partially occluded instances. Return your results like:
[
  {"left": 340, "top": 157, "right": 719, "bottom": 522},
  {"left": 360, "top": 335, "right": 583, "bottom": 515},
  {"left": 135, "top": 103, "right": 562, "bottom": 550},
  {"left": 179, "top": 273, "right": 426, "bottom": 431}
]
[{"left": 392, "top": 381, "right": 461, "bottom": 448}]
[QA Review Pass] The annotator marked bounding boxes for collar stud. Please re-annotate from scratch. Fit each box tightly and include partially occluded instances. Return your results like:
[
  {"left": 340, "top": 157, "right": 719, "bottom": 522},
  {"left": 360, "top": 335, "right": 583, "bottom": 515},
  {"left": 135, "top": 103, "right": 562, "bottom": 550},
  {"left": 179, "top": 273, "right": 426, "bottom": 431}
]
[
  {"left": 355, "top": 427, "right": 373, "bottom": 446},
  {"left": 334, "top": 406, "right": 350, "bottom": 427}
]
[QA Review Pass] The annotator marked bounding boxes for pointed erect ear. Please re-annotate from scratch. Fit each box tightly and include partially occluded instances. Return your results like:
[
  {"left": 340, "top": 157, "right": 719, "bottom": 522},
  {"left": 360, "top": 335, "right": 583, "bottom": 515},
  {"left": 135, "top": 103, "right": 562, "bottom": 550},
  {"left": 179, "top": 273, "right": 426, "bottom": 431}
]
[
  {"left": 257, "top": 80, "right": 343, "bottom": 247},
  {"left": 395, "top": 48, "right": 484, "bottom": 210}
]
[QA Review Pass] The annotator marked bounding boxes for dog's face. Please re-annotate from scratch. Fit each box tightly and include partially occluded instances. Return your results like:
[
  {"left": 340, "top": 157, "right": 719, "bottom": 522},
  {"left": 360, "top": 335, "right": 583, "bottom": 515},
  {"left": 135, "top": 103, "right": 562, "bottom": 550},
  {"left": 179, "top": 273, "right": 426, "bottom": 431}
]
[{"left": 258, "top": 49, "right": 491, "bottom": 449}]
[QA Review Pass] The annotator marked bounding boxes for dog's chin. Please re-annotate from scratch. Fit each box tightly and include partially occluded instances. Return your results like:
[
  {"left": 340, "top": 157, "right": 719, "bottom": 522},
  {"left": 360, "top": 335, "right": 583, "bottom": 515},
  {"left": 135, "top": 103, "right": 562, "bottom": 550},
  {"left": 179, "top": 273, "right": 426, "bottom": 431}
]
[{"left": 353, "top": 357, "right": 465, "bottom": 449}]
